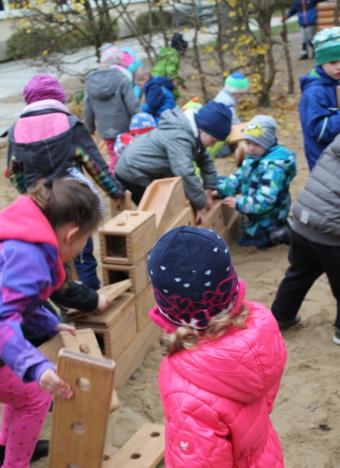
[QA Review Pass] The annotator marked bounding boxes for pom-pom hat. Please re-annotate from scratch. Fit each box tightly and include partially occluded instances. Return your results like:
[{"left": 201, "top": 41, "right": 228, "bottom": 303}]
[
  {"left": 224, "top": 72, "right": 249, "bottom": 94},
  {"left": 148, "top": 226, "right": 245, "bottom": 332}
]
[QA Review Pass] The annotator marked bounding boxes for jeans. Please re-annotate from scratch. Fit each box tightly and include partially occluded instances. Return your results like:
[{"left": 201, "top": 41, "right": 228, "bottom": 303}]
[{"left": 74, "top": 236, "right": 100, "bottom": 291}]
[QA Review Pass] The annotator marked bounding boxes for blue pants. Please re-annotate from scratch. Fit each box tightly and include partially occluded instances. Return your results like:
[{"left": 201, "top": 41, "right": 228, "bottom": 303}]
[{"left": 74, "top": 236, "right": 100, "bottom": 290}]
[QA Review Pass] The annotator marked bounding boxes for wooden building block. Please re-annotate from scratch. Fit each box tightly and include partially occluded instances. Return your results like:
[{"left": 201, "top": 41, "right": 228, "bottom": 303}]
[
  {"left": 67, "top": 280, "right": 132, "bottom": 320},
  {"left": 78, "top": 304, "right": 138, "bottom": 360},
  {"left": 99, "top": 211, "right": 156, "bottom": 265},
  {"left": 200, "top": 199, "right": 226, "bottom": 232},
  {"left": 105, "top": 423, "right": 165, "bottom": 468},
  {"left": 166, "top": 203, "right": 196, "bottom": 233},
  {"left": 318, "top": 16, "right": 336, "bottom": 24},
  {"left": 110, "top": 193, "right": 132, "bottom": 218},
  {"left": 227, "top": 122, "right": 248, "bottom": 144},
  {"left": 48, "top": 349, "right": 115, "bottom": 468},
  {"left": 219, "top": 207, "right": 242, "bottom": 246},
  {"left": 135, "top": 285, "right": 156, "bottom": 331},
  {"left": 317, "top": 9, "right": 338, "bottom": 18},
  {"left": 138, "top": 177, "right": 188, "bottom": 237},
  {"left": 102, "top": 255, "right": 149, "bottom": 298},
  {"left": 317, "top": 1, "right": 335, "bottom": 10},
  {"left": 115, "top": 320, "right": 160, "bottom": 388}
]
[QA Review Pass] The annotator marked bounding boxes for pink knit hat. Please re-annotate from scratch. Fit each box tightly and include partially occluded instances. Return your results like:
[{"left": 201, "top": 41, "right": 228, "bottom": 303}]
[{"left": 23, "top": 74, "right": 67, "bottom": 104}]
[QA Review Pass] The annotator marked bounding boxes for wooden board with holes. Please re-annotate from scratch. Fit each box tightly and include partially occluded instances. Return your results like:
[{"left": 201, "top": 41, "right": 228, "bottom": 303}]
[
  {"left": 105, "top": 423, "right": 165, "bottom": 468},
  {"left": 99, "top": 210, "right": 156, "bottom": 265},
  {"left": 137, "top": 177, "right": 188, "bottom": 237},
  {"left": 66, "top": 280, "right": 132, "bottom": 320},
  {"left": 48, "top": 349, "right": 115, "bottom": 468}
]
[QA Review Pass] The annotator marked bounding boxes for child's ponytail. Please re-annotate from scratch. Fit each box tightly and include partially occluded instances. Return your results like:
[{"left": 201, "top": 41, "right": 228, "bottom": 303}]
[{"left": 28, "top": 178, "right": 103, "bottom": 234}]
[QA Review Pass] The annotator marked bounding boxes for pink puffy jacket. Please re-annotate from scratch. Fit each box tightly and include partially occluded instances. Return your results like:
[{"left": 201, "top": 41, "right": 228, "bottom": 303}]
[{"left": 158, "top": 301, "right": 287, "bottom": 467}]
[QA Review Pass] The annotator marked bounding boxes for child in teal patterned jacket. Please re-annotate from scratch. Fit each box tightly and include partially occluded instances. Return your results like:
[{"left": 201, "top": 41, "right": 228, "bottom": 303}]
[{"left": 215, "top": 115, "right": 297, "bottom": 250}]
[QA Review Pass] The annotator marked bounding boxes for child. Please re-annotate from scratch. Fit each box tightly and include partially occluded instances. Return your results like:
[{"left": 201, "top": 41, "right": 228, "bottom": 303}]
[
  {"left": 84, "top": 47, "right": 141, "bottom": 171},
  {"left": 115, "top": 101, "right": 232, "bottom": 224},
  {"left": 134, "top": 67, "right": 176, "bottom": 124},
  {"left": 5, "top": 74, "right": 125, "bottom": 290},
  {"left": 215, "top": 115, "right": 297, "bottom": 250},
  {"left": 271, "top": 133, "right": 340, "bottom": 344},
  {"left": 147, "top": 226, "right": 287, "bottom": 467},
  {"left": 0, "top": 178, "right": 102, "bottom": 466},
  {"left": 152, "top": 45, "right": 184, "bottom": 99},
  {"left": 299, "top": 27, "right": 340, "bottom": 170},
  {"left": 283, "top": 0, "right": 326, "bottom": 60},
  {"left": 113, "top": 112, "right": 156, "bottom": 157},
  {"left": 214, "top": 72, "right": 249, "bottom": 125}
]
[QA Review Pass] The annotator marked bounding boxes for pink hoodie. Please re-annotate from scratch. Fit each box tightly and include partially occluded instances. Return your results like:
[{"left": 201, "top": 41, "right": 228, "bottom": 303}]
[{"left": 158, "top": 301, "right": 287, "bottom": 467}]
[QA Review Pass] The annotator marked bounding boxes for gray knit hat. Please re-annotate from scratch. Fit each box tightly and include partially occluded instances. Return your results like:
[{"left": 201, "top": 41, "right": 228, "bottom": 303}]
[{"left": 243, "top": 115, "right": 277, "bottom": 149}]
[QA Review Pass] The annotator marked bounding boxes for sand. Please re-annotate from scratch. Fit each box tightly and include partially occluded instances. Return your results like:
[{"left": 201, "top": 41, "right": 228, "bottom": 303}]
[{"left": 0, "top": 32, "right": 339, "bottom": 468}]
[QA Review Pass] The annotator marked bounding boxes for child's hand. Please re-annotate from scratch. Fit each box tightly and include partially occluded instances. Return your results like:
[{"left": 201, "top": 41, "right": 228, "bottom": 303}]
[
  {"left": 39, "top": 369, "right": 73, "bottom": 399},
  {"left": 212, "top": 190, "right": 218, "bottom": 199},
  {"left": 195, "top": 210, "right": 204, "bottom": 225},
  {"left": 95, "top": 294, "right": 111, "bottom": 314},
  {"left": 55, "top": 323, "right": 76, "bottom": 336},
  {"left": 224, "top": 197, "right": 237, "bottom": 208},
  {"left": 204, "top": 189, "right": 213, "bottom": 209}
]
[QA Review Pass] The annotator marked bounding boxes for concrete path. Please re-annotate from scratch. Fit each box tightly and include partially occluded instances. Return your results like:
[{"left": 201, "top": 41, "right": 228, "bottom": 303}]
[{"left": 0, "top": 16, "right": 296, "bottom": 137}]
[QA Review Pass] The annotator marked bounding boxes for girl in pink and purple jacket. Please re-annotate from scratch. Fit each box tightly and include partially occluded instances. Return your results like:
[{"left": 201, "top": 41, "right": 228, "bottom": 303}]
[
  {"left": 0, "top": 178, "right": 102, "bottom": 467},
  {"left": 147, "top": 226, "right": 287, "bottom": 468}
]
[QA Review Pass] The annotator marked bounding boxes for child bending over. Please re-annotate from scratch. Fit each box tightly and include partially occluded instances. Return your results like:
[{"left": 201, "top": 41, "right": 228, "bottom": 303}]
[
  {"left": 215, "top": 115, "right": 297, "bottom": 250},
  {"left": 147, "top": 226, "right": 287, "bottom": 467},
  {"left": 0, "top": 178, "right": 102, "bottom": 466}
]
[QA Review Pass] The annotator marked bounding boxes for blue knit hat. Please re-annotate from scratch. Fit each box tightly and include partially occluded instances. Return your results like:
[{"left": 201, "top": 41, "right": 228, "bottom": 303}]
[
  {"left": 224, "top": 72, "right": 249, "bottom": 94},
  {"left": 129, "top": 112, "right": 157, "bottom": 134},
  {"left": 147, "top": 226, "right": 240, "bottom": 331},
  {"left": 195, "top": 101, "right": 232, "bottom": 142},
  {"left": 243, "top": 115, "right": 277, "bottom": 150},
  {"left": 312, "top": 27, "right": 340, "bottom": 66}
]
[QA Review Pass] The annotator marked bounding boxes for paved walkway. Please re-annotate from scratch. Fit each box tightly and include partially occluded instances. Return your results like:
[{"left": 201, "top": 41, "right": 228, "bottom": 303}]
[{"left": 0, "top": 16, "right": 296, "bottom": 137}]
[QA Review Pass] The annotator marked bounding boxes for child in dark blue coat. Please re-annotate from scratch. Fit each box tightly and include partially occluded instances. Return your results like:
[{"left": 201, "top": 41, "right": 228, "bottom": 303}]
[
  {"left": 299, "top": 27, "right": 340, "bottom": 170},
  {"left": 134, "top": 67, "right": 176, "bottom": 124}
]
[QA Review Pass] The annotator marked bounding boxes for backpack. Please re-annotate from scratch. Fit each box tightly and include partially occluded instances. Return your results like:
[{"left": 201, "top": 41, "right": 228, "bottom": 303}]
[{"left": 152, "top": 48, "right": 181, "bottom": 80}]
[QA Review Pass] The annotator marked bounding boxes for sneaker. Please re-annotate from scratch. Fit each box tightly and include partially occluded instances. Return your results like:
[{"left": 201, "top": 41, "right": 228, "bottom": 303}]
[
  {"left": 298, "top": 52, "right": 308, "bottom": 60},
  {"left": 332, "top": 328, "right": 340, "bottom": 345},
  {"left": 269, "top": 223, "right": 292, "bottom": 246},
  {"left": 0, "top": 440, "right": 49, "bottom": 464},
  {"left": 277, "top": 314, "right": 301, "bottom": 330}
]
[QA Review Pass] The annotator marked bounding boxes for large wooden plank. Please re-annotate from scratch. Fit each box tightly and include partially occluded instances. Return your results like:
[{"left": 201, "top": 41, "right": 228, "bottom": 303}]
[
  {"left": 48, "top": 350, "right": 115, "bottom": 468},
  {"left": 106, "top": 423, "right": 165, "bottom": 468}
]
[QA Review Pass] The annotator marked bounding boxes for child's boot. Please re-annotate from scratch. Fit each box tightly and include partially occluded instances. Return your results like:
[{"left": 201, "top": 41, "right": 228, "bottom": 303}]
[
  {"left": 332, "top": 327, "right": 340, "bottom": 345},
  {"left": 269, "top": 222, "right": 292, "bottom": 246},
  {"left": 0, "top": 440, "right": 49, "bottom": 464},
  {"left": 299, "top": 43, "right": 308, "bottom": 60}
]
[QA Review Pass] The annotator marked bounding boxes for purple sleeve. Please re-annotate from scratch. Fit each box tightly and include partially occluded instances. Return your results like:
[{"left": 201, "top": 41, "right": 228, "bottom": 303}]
[{"left": 0, "top": 241, "right": 58, "bottom": 382}]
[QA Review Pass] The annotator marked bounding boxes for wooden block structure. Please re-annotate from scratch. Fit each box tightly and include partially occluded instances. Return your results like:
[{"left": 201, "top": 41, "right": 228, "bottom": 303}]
[
  {"left": 99, "top": 210, "right": 156, "bottom": 265},
  {"left": 110, "top": 193, "right": 132, "bottom": 219},
  {"left": 317, "top": 2, "right": 338, "bottom": 30},
  {"left": 48, "top": 349, "right": 116, "bottom": 468}
]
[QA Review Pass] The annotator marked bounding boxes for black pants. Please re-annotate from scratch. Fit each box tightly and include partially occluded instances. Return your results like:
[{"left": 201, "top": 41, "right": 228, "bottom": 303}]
[
  {"left": 116, "top": 174, "right": 147, "bottom": 206},
  {"left": 271, "top": 230, "right": 340, "bottom": 328}
]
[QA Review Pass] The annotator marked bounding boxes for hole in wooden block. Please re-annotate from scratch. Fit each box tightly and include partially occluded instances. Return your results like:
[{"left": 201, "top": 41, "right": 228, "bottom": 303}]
[
  {"left": 130, "top": 212, "right": 139, "bottom": 216},
  {"left": 76, "top": 377, "right": 91, "bottom": 391},
  {"left": 106, "top": 236, "right": 127, "bottom": 259},
  {"left": 130, "top": 453, "right": 141, "bottom": 459},
  {"left": 108, "top": 270, "right": 129, "bottom": 284},
  {"left": 67, "top": 463, "right": 78, "bottom": 468},
  {"left": 79, "top": 343, "right": 90, "bottom": 354},
  {"left": 71, "top": 422, "right": 85, "bottom": 435},
  {"left": 102, "top": 455, "right": 110, "bottom": 461},
  {"left": 93, "top": 332, "right": 105, "bottom": 355},
  {"left": 150, "top": 431, "right": 160, "bottom": 437}
]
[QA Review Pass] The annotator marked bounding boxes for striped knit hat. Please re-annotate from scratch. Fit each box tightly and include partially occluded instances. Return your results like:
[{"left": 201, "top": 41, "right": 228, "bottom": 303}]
[
  {"left": 23, "top": 74, "right": 67, "bottom": 104},
  {"left": 312, "top": 27, "right": 340, "bottom": 65},
  {"left": 224, "top": 72, "right": 249, "bottom": 94}
]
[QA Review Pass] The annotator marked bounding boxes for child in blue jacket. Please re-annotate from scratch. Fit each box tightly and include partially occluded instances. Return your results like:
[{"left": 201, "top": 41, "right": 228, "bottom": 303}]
[
  {"left": 134, "top": 67, "right": 176, "bottom": 124},
  {"left": 283, "top": 0, "right": 326, "bottom": 60},
  {"left": 215, "top": 115, "right": 297, "bottom": 250},
  {"left": 299, "top": 27, "right": 340, "bottom": 170}
]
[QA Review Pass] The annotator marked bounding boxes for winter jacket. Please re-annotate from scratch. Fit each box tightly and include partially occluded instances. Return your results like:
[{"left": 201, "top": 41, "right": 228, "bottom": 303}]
[
  {"left": 84, "top": 68, "right": 141, "bottom": 139},
  {"left": 214, "top": 88, "right": 241, "bottom": 125},
  {"left": 6, "top": 100, "right": 125, "bottom": 198},
  {"left": 115, "top": 106, "right": 217, "bottom": 210},
  {"left": 286, "top": 0, "right": 326, "bottom": 26},
  {"left": 0, "top": 196, "right": 65, "bottom": 383},
  {"left": 299, "top": 65, "right": 340, "bottom": 170},
  {"left": 216, "top": 145, "right": 297, "bottom": 237},
  {"left": 293, "top": 134, "right": 340, "bottom": 246},
  {"left": 141, "top": 77, "right": 176, "bottom": 124},
  {"left": 159, "top": 301, "right": 287, "bottom": 467}
]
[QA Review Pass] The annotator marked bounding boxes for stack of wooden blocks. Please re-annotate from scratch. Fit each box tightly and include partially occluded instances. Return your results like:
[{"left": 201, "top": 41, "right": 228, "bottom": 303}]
[
  {"left": 74, "top": 210, "right": 160, "bottom": 388},
  {"left": 316, "top": 2, "right": 338, "bottom": 31}
]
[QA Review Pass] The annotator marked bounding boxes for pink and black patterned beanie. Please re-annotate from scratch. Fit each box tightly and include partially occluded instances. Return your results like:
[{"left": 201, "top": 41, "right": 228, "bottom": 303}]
[
  {"left": 147, "top": 226, "right": 239, "bottom": 331},
  {"left": 23, "top": 74, "right": 67, "bottom": 104}
]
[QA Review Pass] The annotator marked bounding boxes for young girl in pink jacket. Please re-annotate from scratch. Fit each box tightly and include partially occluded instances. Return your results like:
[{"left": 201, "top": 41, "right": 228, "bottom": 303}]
[{"left": 147, "top": 226, "right": 287, "bottom": 467}]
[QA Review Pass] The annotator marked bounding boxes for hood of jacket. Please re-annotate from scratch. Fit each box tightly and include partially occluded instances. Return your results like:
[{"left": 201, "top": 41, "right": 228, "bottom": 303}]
[
  {"left": 300, "top": 65, "right": 339, "bottom": 93},
  {"left": 164, "top": 301, "right": 286, "bottom": 404},
  {"left": 145, "top": 76, "right": 174, "bottom": 93},
  {"left": 247, "top": 144, "right": 297, "bottom": 177},
  {"left": 85, "top": 68, "right": 128, "bottom": 100},
  {"left": 0, "top": 196, "right": 65, "bottom": 288},
  {"left": 158, "top": 105, "right": 195, "bottom": 135}
]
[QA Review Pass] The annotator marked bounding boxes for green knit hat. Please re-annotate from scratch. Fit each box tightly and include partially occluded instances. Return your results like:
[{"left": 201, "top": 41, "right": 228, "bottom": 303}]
[
  {"left": 312, "top": 27, "right": 340, "bottom": 66},
  {"left": 224, "top": 72, "right": 249, "bottom": 94}
]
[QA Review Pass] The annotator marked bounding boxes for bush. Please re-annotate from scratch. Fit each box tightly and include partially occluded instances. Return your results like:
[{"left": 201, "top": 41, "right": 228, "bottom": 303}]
[{"left": 135, "top": 10, "right": 173, "bottom": 35}]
